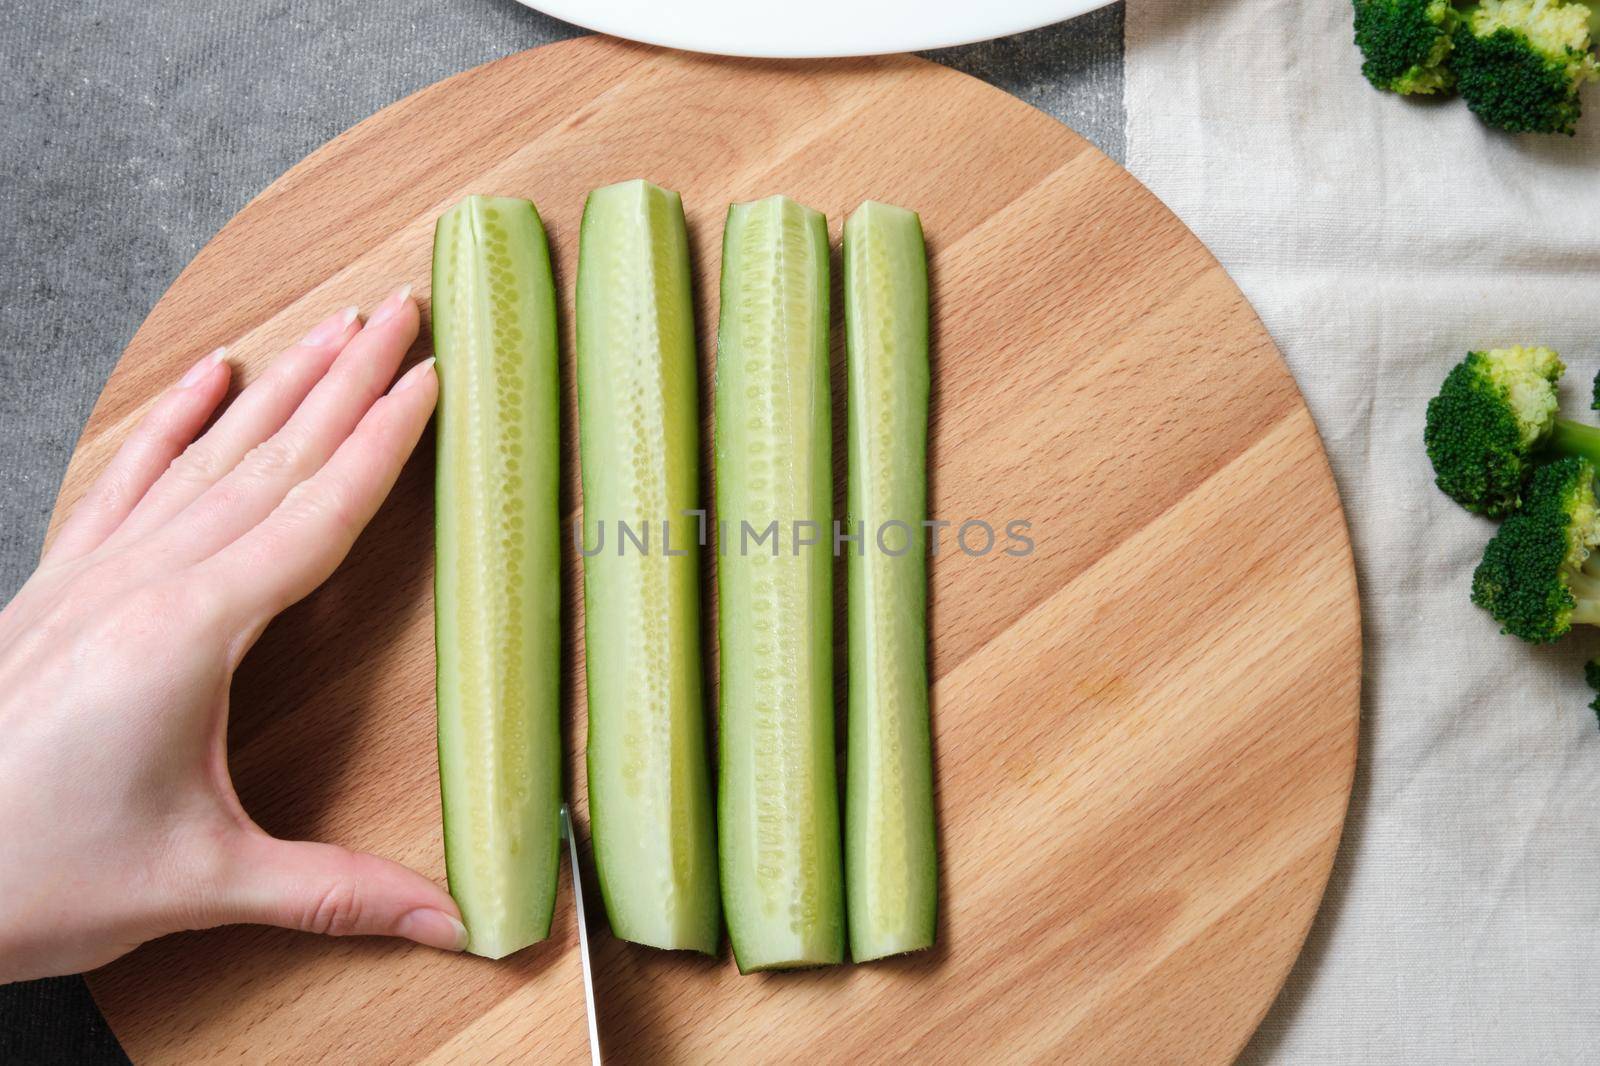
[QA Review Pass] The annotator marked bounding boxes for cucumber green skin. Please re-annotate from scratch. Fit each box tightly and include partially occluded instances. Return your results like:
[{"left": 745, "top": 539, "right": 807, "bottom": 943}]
[
  {"left": 842, "top": 202, "right": 936, "bottom": 963},
  {"left": 577, "top": 180, "right": 720, "bottom": 954},
  {"left": 432, "top": 196, "right": 562, "bottom": 959},
  {"left": 715, "top": 196, "right": 844, "bottom": 973}
]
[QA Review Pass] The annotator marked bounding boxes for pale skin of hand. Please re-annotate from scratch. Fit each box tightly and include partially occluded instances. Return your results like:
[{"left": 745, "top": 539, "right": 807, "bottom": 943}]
[{"left": 0, "top": 286, "right": 466, "bottom": 984}]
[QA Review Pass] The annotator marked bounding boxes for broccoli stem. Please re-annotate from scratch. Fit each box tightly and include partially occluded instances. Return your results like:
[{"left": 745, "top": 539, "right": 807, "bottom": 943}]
[
  {"left": 1572, "top": 564, "right": 1600, "bottom": 614},
  {"left": 1550, "top": 419, "right": 1600, "bottom": 465}
]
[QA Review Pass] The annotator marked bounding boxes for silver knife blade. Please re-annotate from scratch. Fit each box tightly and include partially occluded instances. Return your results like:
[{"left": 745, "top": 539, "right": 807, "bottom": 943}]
[{"left": 560, "top": 804, "right": 602, "bottom": 1066}]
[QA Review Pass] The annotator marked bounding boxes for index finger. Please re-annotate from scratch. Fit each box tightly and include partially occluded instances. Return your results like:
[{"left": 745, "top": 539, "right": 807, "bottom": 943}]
[{"left": 195, "top": 357, "right": 439, "bottom": 629}]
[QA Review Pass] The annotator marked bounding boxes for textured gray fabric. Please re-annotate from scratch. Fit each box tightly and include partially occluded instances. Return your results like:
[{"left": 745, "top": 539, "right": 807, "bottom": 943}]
[{"left": 0, "top": 2, "right": 1122, "bottom": 1060}]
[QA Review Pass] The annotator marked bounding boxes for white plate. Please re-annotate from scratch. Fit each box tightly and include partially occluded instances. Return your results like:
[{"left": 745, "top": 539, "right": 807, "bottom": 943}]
[{"left": 516, "top": 0, "right": 1116, "bottom": 58}]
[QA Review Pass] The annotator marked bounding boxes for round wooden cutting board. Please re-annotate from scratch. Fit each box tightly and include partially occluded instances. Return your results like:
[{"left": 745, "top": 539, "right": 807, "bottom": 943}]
[{"left": 57, "top": 37, "right": 1360, "bottom": 1065}]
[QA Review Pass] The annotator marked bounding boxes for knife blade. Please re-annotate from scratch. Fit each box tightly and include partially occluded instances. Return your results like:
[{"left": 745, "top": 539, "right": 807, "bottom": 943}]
[{"left": 560, "top": 803, "right": 602, "bottom": 1066}]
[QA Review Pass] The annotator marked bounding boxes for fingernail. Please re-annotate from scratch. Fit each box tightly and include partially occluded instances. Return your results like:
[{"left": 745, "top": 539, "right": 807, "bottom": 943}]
[
  {"left": 367, "top": 284, "right": 414, "bottom": 327},
  {"left": 179, "top": 347, "right": 227, "bottom": 388},
  {"left": 301, "top": 306, "right": 359, "bottom": 347},
  {"left": 395, "top": 908, "right": 468, "bottom": 952},
  {"left": 392, "top": 356, "right": 437, "bottom": 394}
]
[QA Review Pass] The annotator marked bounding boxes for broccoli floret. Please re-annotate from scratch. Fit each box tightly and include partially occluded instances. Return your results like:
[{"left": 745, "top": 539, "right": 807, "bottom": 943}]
[
  {"left": 1585, "top": 658, "right": 1600, "bottom": 719},
  {"left": 1454, "top": 0, "right": 1600, "bottom": 135},
  {"left": 1424, "top": 347, "right": 1600, "bottom": 517},
  {"left": 1472, "top": 457, "right": 1600, "bottom": 641},
  {"left": 1590, "top": 367, "right": 1600, "bottom": 410},
  {"left": 1354, "top": 0, "right": 1462, "bottom": 93}
]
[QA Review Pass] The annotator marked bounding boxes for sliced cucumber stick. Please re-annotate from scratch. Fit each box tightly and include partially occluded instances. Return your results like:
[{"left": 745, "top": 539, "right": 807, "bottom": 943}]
[
  {"left": 432, "top": 195, "right": 562, "bottom": 959},
  {"left": 578, "top": 179, "right": 720, "bottom": 953},
  {"left": 716, "top": 196, "right": 844, "bottom": 972},
  {"left": 843, "top": 201, "right": 936, "bottom": 962}
]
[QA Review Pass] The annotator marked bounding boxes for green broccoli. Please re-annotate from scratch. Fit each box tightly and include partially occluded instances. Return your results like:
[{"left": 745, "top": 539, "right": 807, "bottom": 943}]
[
  {"left": 1353, "top": 0, "right": 1462, "bottom": 93},
  {"left": 1425, "top": 347, "right": 1600, "bottom": 517},
  {"left": 1590, "top": 367, "right": 1600, "bottom": 410},
  {"left": 1453, "top": 0, "right": 1600, "bottom": 135},
  {"left": 1472, "top": 456, "right": 1600, "bottom": 641},
  {"left": 1585, "top": 658, "right": 1600, "bottom": 719}
]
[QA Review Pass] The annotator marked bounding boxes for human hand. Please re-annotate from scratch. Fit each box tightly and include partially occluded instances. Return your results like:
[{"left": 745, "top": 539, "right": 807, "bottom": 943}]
[{"left": 0, "top": 286, "right": 463, "bottom": 984}]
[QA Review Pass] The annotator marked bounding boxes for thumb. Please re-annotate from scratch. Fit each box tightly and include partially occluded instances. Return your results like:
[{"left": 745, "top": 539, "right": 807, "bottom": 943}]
[{"left": 219, "top": 833, "right": 467, "bottom": 952}]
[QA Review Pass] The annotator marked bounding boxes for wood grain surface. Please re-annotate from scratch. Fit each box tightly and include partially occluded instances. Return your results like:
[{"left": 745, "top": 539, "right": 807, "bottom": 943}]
[{"left": 55, "top": 36, "right": 1360, "bottom": 1065}]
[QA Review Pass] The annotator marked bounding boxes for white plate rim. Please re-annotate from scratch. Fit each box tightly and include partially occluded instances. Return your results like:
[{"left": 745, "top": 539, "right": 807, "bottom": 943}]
[{"left": 514, "top": 0, "right": 1117, "bottom": 59}]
